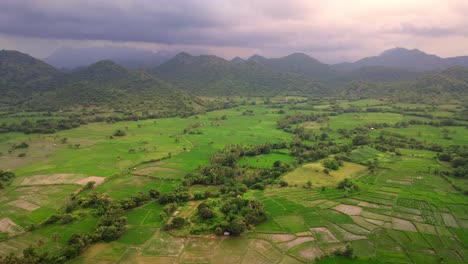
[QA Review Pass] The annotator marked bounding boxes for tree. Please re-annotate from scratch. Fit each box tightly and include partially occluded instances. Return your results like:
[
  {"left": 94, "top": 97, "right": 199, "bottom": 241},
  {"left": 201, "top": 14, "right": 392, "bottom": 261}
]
[
  {"left": 113, "top": 129, "right": 126, "bottom": 137},
  {"left": 438, "top": 152, "right": 451, "bottom": 162},
  {"left": 306, "top": 181, "right": 312, "bottom": 189},
  {"left": 199, "top": 207, "right": 214, "bottom": 219},
  {"left": 337, "top": 179, "right": 359, "bottom": 191},
  {"left": 227, "top": 217, "right": 247, "bottom": 235},
  {"left": 352, "top": 135, "right": 371, "bottom": 146},
  {"left": 214, "top": 227, "right": 223, "bottom": 236},
  {"left": 452, "top": 157, "right": 467, "bottom": 168},
  {"left": 279, "top": 180, "right": 288, "bottom": 187},
  {"left": 171, "top": 217, "right": 185, "bottom": 228},
  {"left": 323, "top": 158, "right": 340, "bottom": 170}
]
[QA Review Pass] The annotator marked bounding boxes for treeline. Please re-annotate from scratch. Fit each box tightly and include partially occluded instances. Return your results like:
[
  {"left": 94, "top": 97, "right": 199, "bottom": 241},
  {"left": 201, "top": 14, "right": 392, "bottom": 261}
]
[
  {"left": 0, "top": 99, "right": 236, "bottom": 135},
  {"left": 322, "top": 103, "right": 467, "bottom": 123},
  {"left": 0, "top": 118, "right": 84, "bottom": 134}
]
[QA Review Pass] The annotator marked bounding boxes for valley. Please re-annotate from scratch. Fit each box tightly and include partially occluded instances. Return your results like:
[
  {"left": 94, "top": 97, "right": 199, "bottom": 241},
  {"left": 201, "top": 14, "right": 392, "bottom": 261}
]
[{"left": 0, "top": 98, "right": 466, "bottom": 264}]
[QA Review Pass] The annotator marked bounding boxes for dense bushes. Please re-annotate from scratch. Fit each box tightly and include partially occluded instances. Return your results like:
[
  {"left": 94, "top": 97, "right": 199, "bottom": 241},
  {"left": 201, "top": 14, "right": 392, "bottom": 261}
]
[
  {"left": 217, "top": 198, "right": 266, "bottom": 235},
  {"left": 322, "top": 158, "right": 341, "bottom": 170},
  {"left": 438, "top": 145, "right": 468, "bottom": 178},
  {"left": 0, "top": 117, "right": 85, "bottom": 134},
  {"left": 0, "top": 170, "right": 15, "bottom": 189},
  {"left": 337, "top": 179, "right": 359, "bottom": 192}
]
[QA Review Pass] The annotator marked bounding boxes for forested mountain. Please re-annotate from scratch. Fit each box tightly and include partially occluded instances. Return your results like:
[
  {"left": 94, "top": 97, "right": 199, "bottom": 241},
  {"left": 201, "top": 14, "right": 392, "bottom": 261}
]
[
  {"left": 0, "top": 50, "right": 59, "bottom": 99},
  {"left": 337, "top": 65, "right": 423, "bottom": 82},
  {"left": 1, "top": 49, "right": 468, "bottom": 111},
  {"left": 342, "top": 66, "right": 468, "bottom": 103},
  {"left": 247, "top": 53, "right": 334, "bottom": 81},
  {"left": 334, "top": 47, "right": 468, "bottom": 72},
  {"left": 0, "top": 51, "right": 204, "bottom": 115},
  {"left": 153, "top": 52, "right": 323, "bottom": 96},
  {"left": 22, "top": 60, "right": 204, "bottom": 115}
]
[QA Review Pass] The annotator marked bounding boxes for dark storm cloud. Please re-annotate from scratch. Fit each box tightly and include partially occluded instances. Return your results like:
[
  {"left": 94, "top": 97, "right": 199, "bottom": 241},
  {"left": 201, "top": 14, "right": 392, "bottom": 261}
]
[
  {"left": 394, "top": 23, "right": 462, "bottom": 37},
  {"left": 1, "top": 0, "right": 468, "bottom": 62},
  {"left": 0, "top": 0, "right": 294, "bottom": 47}
]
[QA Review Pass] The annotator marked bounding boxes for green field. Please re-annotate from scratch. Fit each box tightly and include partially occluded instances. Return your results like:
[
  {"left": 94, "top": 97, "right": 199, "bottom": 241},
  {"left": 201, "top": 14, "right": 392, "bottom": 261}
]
[{"left": 0, "top": 99, "right": 467, "bottom": 264}]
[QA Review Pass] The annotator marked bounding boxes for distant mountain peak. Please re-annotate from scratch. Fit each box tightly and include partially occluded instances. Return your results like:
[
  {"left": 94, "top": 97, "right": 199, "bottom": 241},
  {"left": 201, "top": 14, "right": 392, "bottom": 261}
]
[
  {"left": 284, "top": 52, "right": 312, "bottom": 59},
  {"left": 85, "top": 59, "right": 128, "bottom": 73},
  {"left": 248, "top": 54, "right": 268, "bottom": 61},
  {"left": 380, "top": 47, "right": 434, "bottom": 57},
  {"left": 71, "top": 59, "right": 131, "bottom": 83},
  {"left": 174, "top": 52, "right": 192, "bottom": 58},
  {"left": 231, "top": 57, "right": 245, "bottom": 64},
  {"left": 334, "top": 47, "right": 450, "bottom": 72}
]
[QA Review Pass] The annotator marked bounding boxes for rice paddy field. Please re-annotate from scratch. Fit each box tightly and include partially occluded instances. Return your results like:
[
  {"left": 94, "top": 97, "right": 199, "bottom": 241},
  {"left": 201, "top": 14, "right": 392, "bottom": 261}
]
[{"left": 0, "top": 98, "right": 467, "bottom": 263}]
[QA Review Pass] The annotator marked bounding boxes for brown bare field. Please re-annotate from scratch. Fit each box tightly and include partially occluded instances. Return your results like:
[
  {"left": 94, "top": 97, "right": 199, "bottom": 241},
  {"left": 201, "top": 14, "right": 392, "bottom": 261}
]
[
  {"left": 391, "top": 218, "right": 417, "bottom": 232},
  {"left": 278, "top": 236, "right": 315, "bottom": 250},
  {"left": 0, "top": 218, "right": 24, "bottom": 236},
  {"left": 7, "top": 199, "right": 40, "bottom": 211},
  {"left": 310, "top": 227, "right": 339, "bottom": 243},
  {"left": 333, "top": 204, "right": 363, "bottom": 216},
  {"left": 20, "top": 173, "right": 105, "bottom": 186}
]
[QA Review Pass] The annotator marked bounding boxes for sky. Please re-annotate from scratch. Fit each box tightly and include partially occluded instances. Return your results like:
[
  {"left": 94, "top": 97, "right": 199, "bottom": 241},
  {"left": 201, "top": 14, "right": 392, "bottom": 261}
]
[{"left": 0, "top": 0, "right": 467, "bottom": 63}]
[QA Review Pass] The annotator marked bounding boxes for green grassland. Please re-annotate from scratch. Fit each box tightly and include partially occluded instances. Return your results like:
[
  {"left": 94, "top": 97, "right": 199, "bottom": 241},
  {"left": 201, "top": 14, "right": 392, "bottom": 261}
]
[
  {"left": 0, "top": 99, "right": 467, "bottom": 264},
  {"left": 283, "top": 161, "right": 367, "bottom": 186}
]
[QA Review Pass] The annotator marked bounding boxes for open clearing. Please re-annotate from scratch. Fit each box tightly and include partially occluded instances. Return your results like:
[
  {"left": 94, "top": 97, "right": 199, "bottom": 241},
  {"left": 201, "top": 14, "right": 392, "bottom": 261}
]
[
  {"left": 7, "top": 199, "right": 40, "bottom": 211},
  {"left": 283, "top": 161, "right": 366, "bottom": 186},
  {"left": 20, "top": 173, "right": 105, "bottom": 186},
  {"left": 0, "top": 218, "right": 24, "bottom": 236}
]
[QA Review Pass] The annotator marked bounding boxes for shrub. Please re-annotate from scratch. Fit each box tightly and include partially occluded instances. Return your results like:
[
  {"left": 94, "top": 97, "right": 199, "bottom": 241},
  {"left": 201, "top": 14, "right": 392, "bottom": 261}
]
[
  {"left": 278, "top": 180, "right": 288, "bottom": 187},
  {"left": 171, "top": 217, "right": 185, "bottom": 229},
  {"left": 322, "top": 158, "right": 340, "bottom": 170},
  {"left": 113, "top": 130, "right": 126, "bottom": 137}
]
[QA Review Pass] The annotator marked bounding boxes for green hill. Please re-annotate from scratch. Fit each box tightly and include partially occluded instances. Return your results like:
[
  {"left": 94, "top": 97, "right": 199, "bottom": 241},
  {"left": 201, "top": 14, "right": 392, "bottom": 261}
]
[
  {"left": 153, "top": 52, "right": 324, "bottom": 96},
  {"left": 248, "top": 52, "right": 335, "bottom": 81},
  {"left": 0, "top": 50, "right": 59, "bottom": 100},
  {"left": 342, "top": 66, "right": 468, "bottom": 103},
  {"left": 0, "top": 52, "right": 206, "bottom": 116},
  {"left": 22, "top": 60, "right": 204, "bottom": 115}
]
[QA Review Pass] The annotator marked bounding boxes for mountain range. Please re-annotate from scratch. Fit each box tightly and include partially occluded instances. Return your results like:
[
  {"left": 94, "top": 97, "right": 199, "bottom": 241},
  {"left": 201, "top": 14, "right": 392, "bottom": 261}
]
[
  {"left": 44, "top": 46, "right": 175, "bottom": 70},
  {"left": 1, "top": 47, "right": 467, "bottom": 113}
]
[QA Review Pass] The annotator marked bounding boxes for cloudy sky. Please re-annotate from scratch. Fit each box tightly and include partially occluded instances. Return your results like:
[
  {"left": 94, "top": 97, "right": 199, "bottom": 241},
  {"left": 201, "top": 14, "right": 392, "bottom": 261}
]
[{"left": 1, "top": 0, "right": 467, "bottom": 63}]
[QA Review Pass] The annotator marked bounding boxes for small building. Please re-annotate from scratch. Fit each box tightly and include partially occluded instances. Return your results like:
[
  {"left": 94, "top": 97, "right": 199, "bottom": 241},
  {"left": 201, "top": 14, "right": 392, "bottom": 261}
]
[{"left": 223, "top": 232, "right": 230, "bottom": 236}]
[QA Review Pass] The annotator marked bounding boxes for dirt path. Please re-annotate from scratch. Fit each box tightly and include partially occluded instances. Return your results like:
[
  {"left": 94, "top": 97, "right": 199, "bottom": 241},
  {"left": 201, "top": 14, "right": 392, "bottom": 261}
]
[{"left": 181, "top": 135, "right": 194, "bottom": 149}]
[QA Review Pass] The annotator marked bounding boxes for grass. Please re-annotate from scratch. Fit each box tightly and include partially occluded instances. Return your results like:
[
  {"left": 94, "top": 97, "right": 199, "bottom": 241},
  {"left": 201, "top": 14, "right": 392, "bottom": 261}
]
[
  {"left": 283, "top": 161, "right": 367, "bottom": 186},
  {"left": 382, "top": 125, "right": 468, "bottom": 146},
  {"left": 0, "top": 100, "right": 467, "bottom": 263},
  {"left": 328, "top": 112, "right": 404, "bottom": 130}
]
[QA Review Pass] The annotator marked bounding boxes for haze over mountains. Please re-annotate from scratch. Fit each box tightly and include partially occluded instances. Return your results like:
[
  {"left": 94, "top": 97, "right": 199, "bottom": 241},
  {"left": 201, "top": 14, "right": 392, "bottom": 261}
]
[
  {"left": 44, "top": 46, "right": 468, "bottom": 74},
  {"left": 44, "top": 46, "right": 176, "bottom": 70},
  {"left": 1, "top": 47, "right": 468, "bottom": 112}
]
